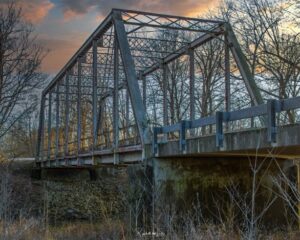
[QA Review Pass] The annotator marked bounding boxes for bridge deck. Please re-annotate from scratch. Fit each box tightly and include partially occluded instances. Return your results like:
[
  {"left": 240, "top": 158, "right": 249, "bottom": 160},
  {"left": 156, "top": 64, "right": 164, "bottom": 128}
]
[
  {"left": 36, "top": 124, "right": 300, "bottom": 168},
  {"left": 37, "top": 145, "right": 142, "bottom": 168},
  {"left": 156, "top": 124, "right": 300, "bottom": 159}
]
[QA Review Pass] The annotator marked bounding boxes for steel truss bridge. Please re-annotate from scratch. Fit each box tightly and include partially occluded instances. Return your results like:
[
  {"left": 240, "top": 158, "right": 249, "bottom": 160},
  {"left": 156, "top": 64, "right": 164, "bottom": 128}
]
[{"left": 35, "top": 9, "right": 300, "bottom": 168}]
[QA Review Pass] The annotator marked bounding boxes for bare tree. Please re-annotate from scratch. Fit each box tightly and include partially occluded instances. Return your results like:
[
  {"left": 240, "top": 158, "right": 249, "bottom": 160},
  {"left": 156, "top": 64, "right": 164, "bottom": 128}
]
[
  {"left": 1, "top": 106, "right": 39, "bottom": 158},
  {"left": 146, "top": 29, "right": 191, "bottom": 126},
  {"left": 224, "top": 147, "right": 278, "bottom": 240},
  {"left": 218, "top": 0, "right": 300, "bottom": 103},
  {"left": 272, "top": 159, "right": 300, "bottom": 222},
  {"left": 0, "top": 1, "right": 47, "bottom": 139}
]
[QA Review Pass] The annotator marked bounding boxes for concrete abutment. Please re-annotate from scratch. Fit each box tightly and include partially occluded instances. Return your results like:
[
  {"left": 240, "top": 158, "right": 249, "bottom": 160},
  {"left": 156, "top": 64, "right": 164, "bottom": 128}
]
[{"left": 35, "top": 155, "right": 300, "bottom": 230}]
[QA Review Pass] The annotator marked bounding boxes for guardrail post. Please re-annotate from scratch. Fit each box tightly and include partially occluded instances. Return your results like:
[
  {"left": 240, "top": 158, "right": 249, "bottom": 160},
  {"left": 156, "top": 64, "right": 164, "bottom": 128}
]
[
  {"left": 216, "top": 111, "right": 224, "bottom": 148},
  {"left": 152, "top": 127, "right": 161, "bottom": 156},
  {"left": 267, "top": 99, "right": 277, "bottom": 143},
  {"left": 180, "top": 120, "right": 190, "bottom": 153}
]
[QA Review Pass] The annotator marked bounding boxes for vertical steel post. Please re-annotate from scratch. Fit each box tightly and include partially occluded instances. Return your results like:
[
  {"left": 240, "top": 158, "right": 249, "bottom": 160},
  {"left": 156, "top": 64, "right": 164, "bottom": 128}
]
[
  {"left": 92, "top": 40, "right": 98, "bottom": 149},
  {"left": 64, "top": 72, "right": 70, "bottom": 163},
  {"left": 224, "top": 37, "right": 231, "bottom": 131},
  {"left": 142, "top": 75, "right": 146, "bottom": 108},
  {"left": 96, "top": 99, "right": 104, "bottom": 146},
  {"left": 47, "top": 92, "right": 52, "bottom": 161},
  {"left": 162, "top": 64, "right": 168, "bottom": 126},
  {"left": 36, "top": 95, "right": 45, "bottom": 163},
  {"left": 189, "top": 49, "right": 195, "bottom": 121},
  {"left": 113, "top": 33, "right": 120, "bottom": 164},
  {"left": 77, "top": 58, "right": 82, "bottom": 163},
  {"left": 225, "top": 37, "right": 231, "bottom": 113},
  {"left": 55, "top": 83, "right": 60, "bottom": 165},
  {"left": 125, "top": 89, "right": 130, "bottom": 142}
]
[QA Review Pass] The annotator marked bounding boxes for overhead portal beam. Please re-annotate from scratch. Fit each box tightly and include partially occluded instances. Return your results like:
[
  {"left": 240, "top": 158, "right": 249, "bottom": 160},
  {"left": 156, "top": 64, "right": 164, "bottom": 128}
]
[
  {"left": 142, "top": 25, "right": 224, "bottom": 76},
  {"left": 116, "top": 8, "right": 224, "bottom": 24},
  {"left": 123, "top": 22, "right": 221, "bottom": 33}
]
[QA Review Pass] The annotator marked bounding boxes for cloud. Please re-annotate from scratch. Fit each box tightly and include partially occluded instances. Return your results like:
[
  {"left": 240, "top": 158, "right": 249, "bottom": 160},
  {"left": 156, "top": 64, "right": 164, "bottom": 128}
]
[
  {"left": 17, "top": 0, "right": 54, "bottom": 23},
  {"left": 56, "top": 0, "right": 219, "bottom": 20}
]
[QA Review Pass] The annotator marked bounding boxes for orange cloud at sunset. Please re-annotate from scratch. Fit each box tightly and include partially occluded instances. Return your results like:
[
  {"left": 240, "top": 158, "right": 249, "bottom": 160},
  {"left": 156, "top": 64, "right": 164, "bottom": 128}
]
[
  {"left": 59, "top": 0, "right": 220, "bottom": 20},
  {"left": 63, "top": 9, "right": 83, "bottom": 21},
  {"left": 18, "top": 0, "right": 54, "bottom": 23}
]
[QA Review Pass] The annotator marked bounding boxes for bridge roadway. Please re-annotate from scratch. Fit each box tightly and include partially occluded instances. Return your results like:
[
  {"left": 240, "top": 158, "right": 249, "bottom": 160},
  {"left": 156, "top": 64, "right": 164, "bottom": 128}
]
[
  {"left": 156, "top": 124, "right": 300, "bottom": 159},
  {"left": 38, "top": 123, "right": 300, "bottom": 168}
]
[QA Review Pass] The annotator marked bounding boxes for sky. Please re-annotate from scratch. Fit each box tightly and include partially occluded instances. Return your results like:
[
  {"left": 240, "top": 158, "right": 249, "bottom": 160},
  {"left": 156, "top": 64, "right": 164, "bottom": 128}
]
[{"left": 15, "top": 0, "right": 221, "bottom": 74}]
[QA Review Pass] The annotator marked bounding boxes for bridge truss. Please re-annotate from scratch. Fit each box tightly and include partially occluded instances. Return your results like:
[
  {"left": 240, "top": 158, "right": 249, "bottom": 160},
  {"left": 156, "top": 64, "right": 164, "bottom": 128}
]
[{"left": 36, "top": 9, "right": 266, "bottom": 168}]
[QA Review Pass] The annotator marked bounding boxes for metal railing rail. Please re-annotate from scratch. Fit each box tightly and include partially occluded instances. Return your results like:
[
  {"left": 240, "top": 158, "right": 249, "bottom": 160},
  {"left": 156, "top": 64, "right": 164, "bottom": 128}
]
[{"left": 152, "top": 97, "right": 300, "bottom": 155}]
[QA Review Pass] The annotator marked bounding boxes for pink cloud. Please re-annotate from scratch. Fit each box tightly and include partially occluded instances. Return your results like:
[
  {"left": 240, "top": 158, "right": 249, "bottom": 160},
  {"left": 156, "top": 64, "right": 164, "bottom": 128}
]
[
  {"left": 57, "top": 0, "right": 220, "bottom": 20},
  {"left": 18, "top": 0, "right": 54, "bottom": 23}
]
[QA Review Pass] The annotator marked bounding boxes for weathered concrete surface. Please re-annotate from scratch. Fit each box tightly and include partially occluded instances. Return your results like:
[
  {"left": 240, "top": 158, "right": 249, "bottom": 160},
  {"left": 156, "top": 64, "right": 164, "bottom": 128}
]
[
  {"left": 157, "top": 124, "right": 300, "bottom": 159},
  {"left": 147, "top": 156, "right": 298, "bottom": 228}
]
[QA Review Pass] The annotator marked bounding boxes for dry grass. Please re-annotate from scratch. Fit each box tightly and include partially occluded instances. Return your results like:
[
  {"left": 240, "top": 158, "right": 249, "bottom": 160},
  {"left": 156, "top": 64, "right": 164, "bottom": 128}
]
[
  {"left": 0, "top": 219, "right": 127, "bottom": 240},
  {"left": 1, "top": 217, "right": 300, "bottom": 239}
]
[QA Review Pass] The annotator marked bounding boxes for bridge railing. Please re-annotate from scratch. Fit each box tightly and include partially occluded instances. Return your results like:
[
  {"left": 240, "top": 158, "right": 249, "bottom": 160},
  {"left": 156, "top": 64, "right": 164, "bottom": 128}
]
[{"left": 152, "top": 97, "right": 300, "bottom": 155}]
